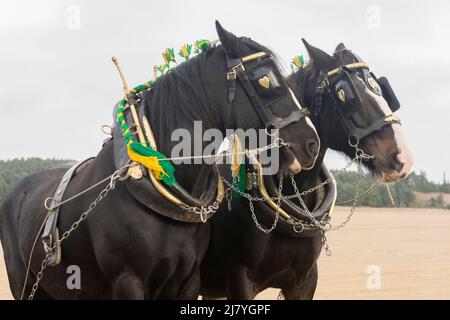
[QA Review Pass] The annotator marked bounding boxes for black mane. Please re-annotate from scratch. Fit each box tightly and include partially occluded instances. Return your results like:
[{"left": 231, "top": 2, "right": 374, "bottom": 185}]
[
  {"left": 287, "top": 63, "right": 317, "bottom": 110},
  {"left": 288, "top": 48, "right": 359, "bottom": 110},
  {"left": 142, "top": 38, "right": 279, "bottom": 153}
]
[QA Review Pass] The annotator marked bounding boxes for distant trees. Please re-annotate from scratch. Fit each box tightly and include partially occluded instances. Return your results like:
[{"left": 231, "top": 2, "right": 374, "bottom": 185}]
[
  {"left": 0, "top": 158, "right": 74, "bottom": 204},
  {"left": 330, "top": 170, "right": 448, "bottom": 208},
  {"left": 406, "top": 171, "right": 450, "bottom": 193}
]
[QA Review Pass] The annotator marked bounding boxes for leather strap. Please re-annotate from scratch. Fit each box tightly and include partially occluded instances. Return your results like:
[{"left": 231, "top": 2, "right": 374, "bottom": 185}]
[{"left": 42, "top": 157, "right": 94, "bottom": 266}]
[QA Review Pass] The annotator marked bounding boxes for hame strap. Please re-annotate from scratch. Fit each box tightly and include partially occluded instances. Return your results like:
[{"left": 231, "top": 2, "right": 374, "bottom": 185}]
[
  {"left": 114, "top": 40, "right": 212, "bottom": 187},
  {"left": 116, "top": 100, "right": 176, "bottom": 186}
]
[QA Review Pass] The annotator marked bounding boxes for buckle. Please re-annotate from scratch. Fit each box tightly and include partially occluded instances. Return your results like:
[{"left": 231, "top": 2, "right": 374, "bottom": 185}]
[
  {"left": 384, "top": 114, "right": 401, "bottom": 124},
  {"left": 226, "top": 63, "right": 245, "bottom": 80}
]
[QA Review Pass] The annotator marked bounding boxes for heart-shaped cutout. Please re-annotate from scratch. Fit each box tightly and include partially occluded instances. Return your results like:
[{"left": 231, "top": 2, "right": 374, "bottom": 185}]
[{"left": 258, "top": 76, "right": 270, "bottom": 89}]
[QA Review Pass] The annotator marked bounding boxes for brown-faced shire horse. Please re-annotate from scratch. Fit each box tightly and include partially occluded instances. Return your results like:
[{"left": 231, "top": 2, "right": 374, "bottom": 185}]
[
  {"left": 0, "top": 22, "right": 321, "bottom": 299},
  {"left": 200, "top": 40, "right": 413, "bottom": 299}
]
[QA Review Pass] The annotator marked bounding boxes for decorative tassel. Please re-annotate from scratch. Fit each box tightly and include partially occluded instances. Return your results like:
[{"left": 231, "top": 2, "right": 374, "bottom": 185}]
[
  {"left": 162, "top": 48, "right": 176, "bottom": 66},
  {"left": 232, "top": 165, "right": 247, "bottom": 199},
  {"left": 291, "top": 55, "right": 304, "bottom": 72},
  {"left": 230, "top": 135, "right": 246, "bottom": 198},
  {"left": 194, "top": 40, "right": 211, "bottom": 54},
  {"left": 178, "top": 44, "right": 193, "bottom": 61},
  {"left": 127, "top": 141, "right": 176, "bottom": 186},
  {"left": 114, "top": 39, "right": 212, "bottom": 187},
  {"left": 231, "top": 135, "right": 242, "bottom": 177}
]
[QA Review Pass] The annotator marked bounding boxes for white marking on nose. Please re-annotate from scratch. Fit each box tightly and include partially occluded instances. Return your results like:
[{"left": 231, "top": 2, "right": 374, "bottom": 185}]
[
  {"left": 289, "top": 158, "right": 302, "bottom": 174},
  {"left": 366, "top": 87, "right": 414, "bottom": 178},
  {"left": 391, "top": 123, "right": 414, "bottom": 177}
]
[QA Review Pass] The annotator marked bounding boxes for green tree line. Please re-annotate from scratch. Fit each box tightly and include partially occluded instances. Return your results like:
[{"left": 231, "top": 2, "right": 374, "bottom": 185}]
[
  {"left": 0, "top": 158, "right": 449, "bottom": 209},
  {"left": 331, "top": 170, "right": 450, "bottom": 209},
  {"left": 0, "top": 158, "right": 74, "bottom": 204}
]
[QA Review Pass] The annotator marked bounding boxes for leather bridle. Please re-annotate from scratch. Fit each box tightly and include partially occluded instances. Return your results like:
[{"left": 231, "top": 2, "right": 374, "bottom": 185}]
[
  {"left": 313, "top": 58, "right": 401, "bottom": 143},
  {"left": 225, "top": 51, "right": 306, "bottom": 130}
]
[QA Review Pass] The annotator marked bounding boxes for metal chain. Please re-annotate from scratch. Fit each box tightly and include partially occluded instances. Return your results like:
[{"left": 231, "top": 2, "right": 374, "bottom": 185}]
[
  {"left": 177, "top": 136, "right": 289, "bottom": 221},
  {"left": 287, "top": 141, "right": 373, "bottom": 255},
  {"left": 248, "top": 174, "right": 284, "bottom": 233},
  {"left": 26, "top": 136, "right": 375, "bottom": 299},
  {"left": 181, "top": 200, "right": 221, "bottom": 223},
  {"left": 27, "top": 167, "right": 127, "bottom": 300},
  {"left": 222, "top": 140, "right": 375, "bottom": 256}
]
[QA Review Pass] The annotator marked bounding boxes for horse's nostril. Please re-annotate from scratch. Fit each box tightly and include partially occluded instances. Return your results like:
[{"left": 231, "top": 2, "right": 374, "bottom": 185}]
[
  {"left": 307, "top": 139, "right": 319, "bottom": 157},
  {"left": 391, "top": 152, "right": 405, "bottom": 172}
]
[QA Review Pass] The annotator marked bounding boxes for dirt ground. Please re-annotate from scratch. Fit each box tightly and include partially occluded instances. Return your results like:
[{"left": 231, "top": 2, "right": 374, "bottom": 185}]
[{"left": 1, "top": 207, "right": 450, "bottom": 300}]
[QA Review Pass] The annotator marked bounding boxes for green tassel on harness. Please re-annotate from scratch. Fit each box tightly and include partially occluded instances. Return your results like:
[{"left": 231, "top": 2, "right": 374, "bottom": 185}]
[
  {"left": 128, "top": 141, "right": 176, "bottom": 186},
  {"left": 232, "top": 165, "right": 247, "bottom": 199},
  {"left": 117, "top": 100, "right": 176, "bottom": 186},
  {"left": 115, "top": 39, "right": 212, "bottom": 187}
]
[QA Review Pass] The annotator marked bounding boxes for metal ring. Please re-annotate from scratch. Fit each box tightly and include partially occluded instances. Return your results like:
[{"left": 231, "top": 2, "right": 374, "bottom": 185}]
[
  {"left": 101, "top": 124, "right": 112, "bottom": 135},
  {"left": 322, "top": 222, "right": 332, "bottom": 232},
  {"left": 44, "top": 197, "right": 56, "bottom": 211},
  {"left": 265, "top": 126, "right": 279, "bottom": 137},
  {"left": 355, "top": 149, "right": 364, "bottom": 158},
  {"left": 348, "top": 137, "right": 359, "bottom": 148},
  {"left": 293, "top": 223, "right": 305, "bottom": 233}
]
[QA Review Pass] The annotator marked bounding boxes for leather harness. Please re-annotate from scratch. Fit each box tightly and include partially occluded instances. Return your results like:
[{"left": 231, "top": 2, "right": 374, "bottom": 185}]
[
  {"left": 40, "top": 49, "right": 322, "bottom": 263},
  {"left": 313, "top": 52, "right": 401, "bottom": 142},
  {"left": 42, "top": 158, "right": 94, "bottom": 266}
]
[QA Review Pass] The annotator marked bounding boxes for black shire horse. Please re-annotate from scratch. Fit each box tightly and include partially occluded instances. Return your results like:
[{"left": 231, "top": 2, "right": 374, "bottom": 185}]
[
  {"left": 200, "top": 40, "right": 413, "bottom": 299},
  {"left": 0, "top": 22, "right": 320, "bottom": 299}
]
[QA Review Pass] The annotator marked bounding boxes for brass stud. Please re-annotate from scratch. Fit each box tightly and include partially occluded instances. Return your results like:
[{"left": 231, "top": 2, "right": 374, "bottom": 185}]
[
  {"left": 128, "top": 165, "right": 143, "bottom": 180},
  {"left": 384, "top": 114, "right": 400, "bottom": 123},
  {"left": 337, "top": 89, "right": 346, "bottom": 103},
  {"left": 367, "top": 76, "right": 380, "bottom": 91},
  {"left": 258, "top": 76, "right": 270, "bottom": 89}
]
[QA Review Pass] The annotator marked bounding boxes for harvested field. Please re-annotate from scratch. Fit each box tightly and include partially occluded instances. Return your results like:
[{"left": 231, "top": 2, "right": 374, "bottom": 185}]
[{"left": 2, "top": 207, "right": 450, "bottom": 300}]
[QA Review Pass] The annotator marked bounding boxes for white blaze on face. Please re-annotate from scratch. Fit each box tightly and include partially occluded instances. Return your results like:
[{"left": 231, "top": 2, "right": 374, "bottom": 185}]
[
  {"left": 287, "top": 88, "right": 320, "bottom": 171},
  {"left": 288, "top": 88, "right": 318, "bottom": 135},
  {"left": 366, "top": 86, "right": 414, "bottom": 179}
]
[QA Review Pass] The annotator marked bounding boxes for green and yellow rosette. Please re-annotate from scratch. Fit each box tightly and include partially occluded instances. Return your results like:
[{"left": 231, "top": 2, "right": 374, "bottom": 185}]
[
  {"left": 291, "top": 54, "right": 304, "bottom": 72},
  {"left": 178, "top": 44, "right": 193, "bottom": 61}
]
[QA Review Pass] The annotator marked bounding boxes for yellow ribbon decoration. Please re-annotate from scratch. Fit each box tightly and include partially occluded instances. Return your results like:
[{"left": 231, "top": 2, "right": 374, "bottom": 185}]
[
  {"left": 127, "top": 146, "right": 168, "bottom": 180},
  {"left": 231, "top": 136, "right": 242, "bottom": 178}
]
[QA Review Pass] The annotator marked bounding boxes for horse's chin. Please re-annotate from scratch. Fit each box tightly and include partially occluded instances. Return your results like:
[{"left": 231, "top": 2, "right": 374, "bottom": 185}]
[
  {"left": 379, "top": 171, "right": 409, "bottom": 183},
  {"left": 367, "top": 164, "right": 409, "bottom": 183}
]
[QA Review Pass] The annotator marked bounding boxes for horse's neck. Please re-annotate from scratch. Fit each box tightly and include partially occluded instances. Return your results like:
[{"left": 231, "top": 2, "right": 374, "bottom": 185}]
[{"left": 151, "top": 118, "right": 223, "bottom": 196}]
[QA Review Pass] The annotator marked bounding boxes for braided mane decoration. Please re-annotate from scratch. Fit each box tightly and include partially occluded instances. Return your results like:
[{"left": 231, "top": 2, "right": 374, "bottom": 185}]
[
  {"left": 290, "top": 54, "right": 304, "bottom": 72},
  {"left": 116, "top": 39, "right": 211, "bottom": 186}
]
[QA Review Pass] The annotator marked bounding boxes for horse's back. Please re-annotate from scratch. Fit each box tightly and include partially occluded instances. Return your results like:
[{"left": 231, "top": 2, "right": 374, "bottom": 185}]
[{"left": 0, "top": 167, "right": 68, "bottom": 298}]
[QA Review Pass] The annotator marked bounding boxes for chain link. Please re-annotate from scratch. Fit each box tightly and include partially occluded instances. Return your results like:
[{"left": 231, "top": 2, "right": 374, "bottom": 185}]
[
  {"left": 26, "top": 137, "right": 374, "bottom": 299},
  {"left": 224, "top": 140, "right": 374, "bottom": 256},
  {"left": 27, "top": 167, "right": 127, "bottom": 300},
  {"left": 249, "top": 174, "right": 284, "bottom": 233},
  {"left": 181, "top": 201, "right": 221, "bottom": 223}
]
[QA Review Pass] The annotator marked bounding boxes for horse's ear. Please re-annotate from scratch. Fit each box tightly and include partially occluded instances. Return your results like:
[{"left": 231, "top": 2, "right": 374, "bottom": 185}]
[
  {"left": 335, "top": 42, "right": 346, "bottom": 52},
  {"left": 302, "top": 38, "right": 333, "bottom": 71},
  {"left": 216, "top": 20, "right": 241, "bottom": 57}
]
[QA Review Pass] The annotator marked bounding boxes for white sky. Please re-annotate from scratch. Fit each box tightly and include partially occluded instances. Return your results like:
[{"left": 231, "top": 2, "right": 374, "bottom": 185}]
[{"left": 0, "top": 0, "right": 449, "bottom": 182}]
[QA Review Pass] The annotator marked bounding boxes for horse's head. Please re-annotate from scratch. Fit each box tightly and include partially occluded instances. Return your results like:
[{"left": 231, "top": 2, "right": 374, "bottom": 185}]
[
  {"left": 295, "top": 39, "right": 413, "bottom": 183},
  {"left": 207, "top": 21, "right": 320, "bottom": 174}
]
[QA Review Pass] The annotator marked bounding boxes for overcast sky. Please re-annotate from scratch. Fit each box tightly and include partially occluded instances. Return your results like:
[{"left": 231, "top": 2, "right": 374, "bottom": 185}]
[{"left": 0, "top": 0, "right": 449, "bottom": 181}]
